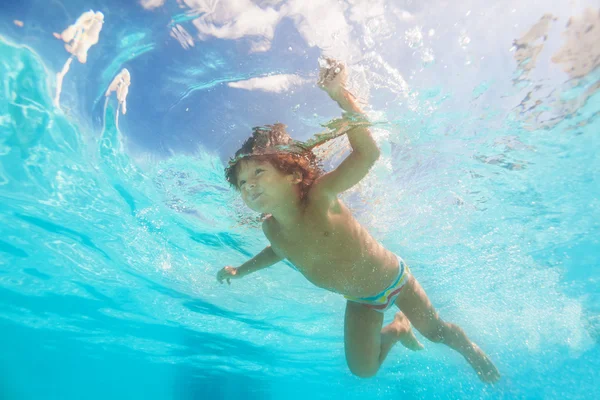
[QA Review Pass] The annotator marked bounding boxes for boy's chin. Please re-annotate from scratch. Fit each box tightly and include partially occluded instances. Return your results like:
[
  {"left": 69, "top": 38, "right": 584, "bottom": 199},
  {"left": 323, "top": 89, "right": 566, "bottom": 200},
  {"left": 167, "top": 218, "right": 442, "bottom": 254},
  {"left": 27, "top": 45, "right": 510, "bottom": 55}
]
[
  {"left": 256, "top": 205, "right": 273, "bottom": 214},
  {"left": 246, "top": 203, "right": 269, "bottom": 214},
  {"left": 245, "top": 197, "right": 278, "bottom": 214}
]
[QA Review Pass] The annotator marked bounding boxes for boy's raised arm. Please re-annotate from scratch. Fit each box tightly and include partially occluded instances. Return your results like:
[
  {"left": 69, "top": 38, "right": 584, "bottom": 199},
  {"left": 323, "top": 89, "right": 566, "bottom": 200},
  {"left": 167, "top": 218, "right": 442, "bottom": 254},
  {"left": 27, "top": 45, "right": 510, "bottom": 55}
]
[
  {"left": 217, "top": 246, "right": 283, "bottom": 285},
  {"left": 313, "top": 60, "right": 380, "bottom": 196}
]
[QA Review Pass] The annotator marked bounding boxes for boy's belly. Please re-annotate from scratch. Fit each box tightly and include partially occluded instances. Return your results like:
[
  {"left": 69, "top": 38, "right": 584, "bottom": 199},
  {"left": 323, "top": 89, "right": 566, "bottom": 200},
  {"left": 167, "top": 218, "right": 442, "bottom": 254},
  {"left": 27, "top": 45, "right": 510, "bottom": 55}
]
[
  {"left": 268, "top": 203, "right": 401, "bottom": 297},
  {"left": 293, "top": 249, "right": 400, "bottom": 298}
]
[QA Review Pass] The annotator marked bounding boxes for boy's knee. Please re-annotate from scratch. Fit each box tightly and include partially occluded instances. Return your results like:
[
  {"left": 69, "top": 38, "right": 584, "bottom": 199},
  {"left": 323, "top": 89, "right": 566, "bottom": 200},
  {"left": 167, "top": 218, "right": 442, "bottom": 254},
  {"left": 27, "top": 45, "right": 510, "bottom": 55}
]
[
  {"left": 423, "top": 329, "right": 444, "bottom": 343},
  {"left": 348, "top": 362, "right": 379, "bottom": 378},
  {"left": 422, "top": 322, "right": 449, "bottom": 343},
  {"left": 422, "top": 321, "right": 462, "bottom": 343}
]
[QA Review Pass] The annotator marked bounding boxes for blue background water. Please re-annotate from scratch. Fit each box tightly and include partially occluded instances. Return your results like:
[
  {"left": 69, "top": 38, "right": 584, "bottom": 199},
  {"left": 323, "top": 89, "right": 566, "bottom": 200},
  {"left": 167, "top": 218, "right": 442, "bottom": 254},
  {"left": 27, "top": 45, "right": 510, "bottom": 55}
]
[{"left": 1, "top": 1, "right": 599, "bottom": 399}]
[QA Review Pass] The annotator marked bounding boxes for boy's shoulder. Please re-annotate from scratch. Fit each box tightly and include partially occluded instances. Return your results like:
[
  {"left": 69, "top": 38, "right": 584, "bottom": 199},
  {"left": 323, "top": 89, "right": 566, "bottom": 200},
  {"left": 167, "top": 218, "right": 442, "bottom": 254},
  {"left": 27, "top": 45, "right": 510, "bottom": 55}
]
[{"left": 306, "top": 182, "right": 342, "bottom": 213}]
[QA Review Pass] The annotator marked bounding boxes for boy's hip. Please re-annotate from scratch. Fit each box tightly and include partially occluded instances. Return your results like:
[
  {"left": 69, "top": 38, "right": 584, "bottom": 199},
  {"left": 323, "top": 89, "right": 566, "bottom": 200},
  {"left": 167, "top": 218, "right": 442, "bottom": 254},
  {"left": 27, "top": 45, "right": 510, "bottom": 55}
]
[{"left": 344, "top": 256, "right": 411, "bottom": 313}]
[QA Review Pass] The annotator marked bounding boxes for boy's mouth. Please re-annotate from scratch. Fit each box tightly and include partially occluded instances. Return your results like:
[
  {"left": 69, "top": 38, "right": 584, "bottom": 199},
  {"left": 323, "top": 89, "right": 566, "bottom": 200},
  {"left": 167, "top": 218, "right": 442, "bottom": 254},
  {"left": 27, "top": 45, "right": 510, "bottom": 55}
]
[{"left": 251, "top": 192, "right": 262, "bottom": 201}]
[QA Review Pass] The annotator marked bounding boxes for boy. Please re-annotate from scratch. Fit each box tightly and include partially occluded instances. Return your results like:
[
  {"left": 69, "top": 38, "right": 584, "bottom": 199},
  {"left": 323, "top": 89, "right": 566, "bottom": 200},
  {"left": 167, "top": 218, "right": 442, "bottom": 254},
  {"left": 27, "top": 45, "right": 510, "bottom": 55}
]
[{"left": 217, "top": 59, "right": 500, "bottom": 382}]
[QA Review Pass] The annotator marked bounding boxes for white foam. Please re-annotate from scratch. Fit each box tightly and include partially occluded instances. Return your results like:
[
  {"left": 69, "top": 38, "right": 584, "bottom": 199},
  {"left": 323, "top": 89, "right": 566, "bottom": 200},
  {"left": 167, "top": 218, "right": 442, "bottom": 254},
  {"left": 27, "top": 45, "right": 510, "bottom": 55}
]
[
  {"left": 54, "top": 10, "right": 104, "bottom": 107},
  {"left": 106, "top": 68, "right": 131, "bottom": 115},
  {"left": 170, "top": 24, "right": 195, "bottom": 50},
  {"left": 227, "top": 74, "right": 308, "bottom": 93},
  {"left": 140, "top": 0, "right": 166, "bottom": 10}
]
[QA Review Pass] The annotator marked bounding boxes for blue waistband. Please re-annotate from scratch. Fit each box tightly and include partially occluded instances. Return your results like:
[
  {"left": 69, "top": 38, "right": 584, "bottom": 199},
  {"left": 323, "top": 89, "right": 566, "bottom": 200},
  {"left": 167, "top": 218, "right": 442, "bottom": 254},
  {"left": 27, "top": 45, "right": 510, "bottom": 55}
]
[{"left": 356, "top": 258, "right": 406, "bottom": 302}]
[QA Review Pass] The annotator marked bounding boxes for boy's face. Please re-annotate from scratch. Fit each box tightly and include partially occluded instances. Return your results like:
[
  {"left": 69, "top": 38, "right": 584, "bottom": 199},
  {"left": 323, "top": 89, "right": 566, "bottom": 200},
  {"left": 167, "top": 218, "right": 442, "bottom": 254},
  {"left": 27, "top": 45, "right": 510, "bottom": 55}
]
[{"left": 235, "top": 158, "right": 297, "bottom": 213}]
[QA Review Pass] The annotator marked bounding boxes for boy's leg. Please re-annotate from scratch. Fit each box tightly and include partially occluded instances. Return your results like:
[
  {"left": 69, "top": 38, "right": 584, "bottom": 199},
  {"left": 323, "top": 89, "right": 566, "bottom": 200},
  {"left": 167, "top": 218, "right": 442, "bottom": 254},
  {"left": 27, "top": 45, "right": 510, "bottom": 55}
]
[
  {"left": 394, "top": 275, "right": 501, "bottom": 383},
  {"left": 344, "top": 300, "right": 422, "bottom": 378}
]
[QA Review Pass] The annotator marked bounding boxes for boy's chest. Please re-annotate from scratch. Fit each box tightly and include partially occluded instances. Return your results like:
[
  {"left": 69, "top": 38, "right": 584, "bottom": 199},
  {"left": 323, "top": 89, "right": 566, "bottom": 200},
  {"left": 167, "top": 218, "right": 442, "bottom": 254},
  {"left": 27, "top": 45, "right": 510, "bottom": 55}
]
[
  {"left": 272, "top": 217, "right": 334, "bottom": 252},
  {"left": 267, "top": 202, "right": 359, "bottom": 270}
]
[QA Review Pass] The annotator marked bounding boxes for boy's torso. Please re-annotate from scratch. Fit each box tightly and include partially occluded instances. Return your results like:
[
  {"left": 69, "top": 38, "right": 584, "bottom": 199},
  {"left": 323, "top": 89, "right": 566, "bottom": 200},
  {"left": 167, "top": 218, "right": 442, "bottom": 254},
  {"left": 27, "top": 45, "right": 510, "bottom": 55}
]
[{"left": 263, "top": 191, "right": 399, "bottom": 297}]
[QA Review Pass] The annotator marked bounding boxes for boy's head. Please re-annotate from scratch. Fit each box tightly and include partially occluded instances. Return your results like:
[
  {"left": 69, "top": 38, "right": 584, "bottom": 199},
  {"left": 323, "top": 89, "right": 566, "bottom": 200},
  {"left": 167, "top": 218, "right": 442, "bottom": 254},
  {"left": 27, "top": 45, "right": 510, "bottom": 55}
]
[{"left": 225, "top": 124, "right": 323, "bottom": 207}]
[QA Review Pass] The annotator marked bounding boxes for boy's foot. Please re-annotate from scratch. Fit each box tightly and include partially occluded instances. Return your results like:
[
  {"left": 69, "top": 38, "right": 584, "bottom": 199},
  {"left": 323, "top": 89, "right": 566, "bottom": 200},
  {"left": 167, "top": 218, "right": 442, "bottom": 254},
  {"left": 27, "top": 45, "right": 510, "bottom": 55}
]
[
  {"left": 392, "top": 312, "right": 424, "bottom": 351},
  {"left": 464, "top": 344, "right": 501, "bottom": 383}
]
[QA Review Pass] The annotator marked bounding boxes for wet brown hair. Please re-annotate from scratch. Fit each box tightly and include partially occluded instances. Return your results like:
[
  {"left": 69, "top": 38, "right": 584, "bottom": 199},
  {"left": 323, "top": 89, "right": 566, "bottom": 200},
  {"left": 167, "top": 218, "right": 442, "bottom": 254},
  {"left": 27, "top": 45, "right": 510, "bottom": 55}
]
[{"left": 225, "top": 123, "right": 323, "bottom": 201}]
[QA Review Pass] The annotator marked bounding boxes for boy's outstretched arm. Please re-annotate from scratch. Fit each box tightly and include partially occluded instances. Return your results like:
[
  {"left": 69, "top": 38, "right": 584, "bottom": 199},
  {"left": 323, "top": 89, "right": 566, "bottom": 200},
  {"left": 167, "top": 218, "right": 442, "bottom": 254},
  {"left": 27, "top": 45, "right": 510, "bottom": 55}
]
[
  {"left": 313, "top": 59, "right": 380, "bottom": 196},
  {"left": 217, "top": 246, "right": 283, "bottom": 285}
]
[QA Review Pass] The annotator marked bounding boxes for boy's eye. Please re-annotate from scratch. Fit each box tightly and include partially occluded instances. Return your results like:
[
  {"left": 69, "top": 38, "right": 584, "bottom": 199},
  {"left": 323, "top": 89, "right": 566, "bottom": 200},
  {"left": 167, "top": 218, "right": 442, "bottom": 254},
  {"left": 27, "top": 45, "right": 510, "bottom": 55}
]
[{"left": 238, "top": 168, "right": 263, "bottom": 187}]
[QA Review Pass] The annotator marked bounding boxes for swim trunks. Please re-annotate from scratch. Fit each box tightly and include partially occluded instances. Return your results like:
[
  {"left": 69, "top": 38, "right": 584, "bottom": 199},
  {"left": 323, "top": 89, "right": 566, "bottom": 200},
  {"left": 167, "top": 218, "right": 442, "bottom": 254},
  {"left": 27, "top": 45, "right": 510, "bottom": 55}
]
[{"left": 344, "top": 257, "right": 411, "bottom": 313}]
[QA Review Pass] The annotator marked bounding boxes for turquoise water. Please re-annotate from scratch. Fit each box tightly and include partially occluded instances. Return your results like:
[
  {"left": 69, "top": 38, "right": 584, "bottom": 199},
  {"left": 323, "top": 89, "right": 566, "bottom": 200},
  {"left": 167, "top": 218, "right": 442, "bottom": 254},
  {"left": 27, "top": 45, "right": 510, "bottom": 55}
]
[{"left": 1, "top": 2, "right": 600, "bottom": 399}]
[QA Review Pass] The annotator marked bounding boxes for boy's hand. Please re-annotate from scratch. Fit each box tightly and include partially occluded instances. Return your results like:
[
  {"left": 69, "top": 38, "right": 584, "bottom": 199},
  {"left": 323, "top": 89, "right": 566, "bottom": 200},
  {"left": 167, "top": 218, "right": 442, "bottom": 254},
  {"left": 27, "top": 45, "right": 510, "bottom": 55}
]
[
  {"left": 217, "top": 266, "right": 238, "bottom": 285},
  {"left": 318, "top": 57, "right": 348, "bottom": 97}
]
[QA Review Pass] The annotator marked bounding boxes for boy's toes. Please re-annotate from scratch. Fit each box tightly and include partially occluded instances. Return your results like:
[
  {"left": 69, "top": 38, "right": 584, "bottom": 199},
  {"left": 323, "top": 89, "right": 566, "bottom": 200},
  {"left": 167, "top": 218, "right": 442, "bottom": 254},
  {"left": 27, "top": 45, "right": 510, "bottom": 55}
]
[
  {"left": 392, "top": 312, "right": 424, "bottom": 351},
  {"left": 399, "top": 330, "right": 424, "bottom": 351},
  {"left": 478, "top": 362, "right": 501, "bottom": 383},
  {"left": 468, "top": 347, "right": 501, "bottom": 383}
]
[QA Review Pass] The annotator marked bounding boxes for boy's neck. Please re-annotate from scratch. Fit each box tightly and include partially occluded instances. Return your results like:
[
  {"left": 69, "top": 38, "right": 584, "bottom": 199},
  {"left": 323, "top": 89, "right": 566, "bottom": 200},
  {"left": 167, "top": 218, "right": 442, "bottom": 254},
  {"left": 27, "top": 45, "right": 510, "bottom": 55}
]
[{"left": 269, "top": 197, "right": 304, "bottom": 229}]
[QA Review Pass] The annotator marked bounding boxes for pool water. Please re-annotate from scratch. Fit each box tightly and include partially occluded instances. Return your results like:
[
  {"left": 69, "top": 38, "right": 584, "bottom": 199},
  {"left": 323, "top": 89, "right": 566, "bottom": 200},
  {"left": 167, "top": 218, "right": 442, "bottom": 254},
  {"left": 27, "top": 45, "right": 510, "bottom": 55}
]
[{"left": 1, "top": 1, "right": 599, "bottom": 399}]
